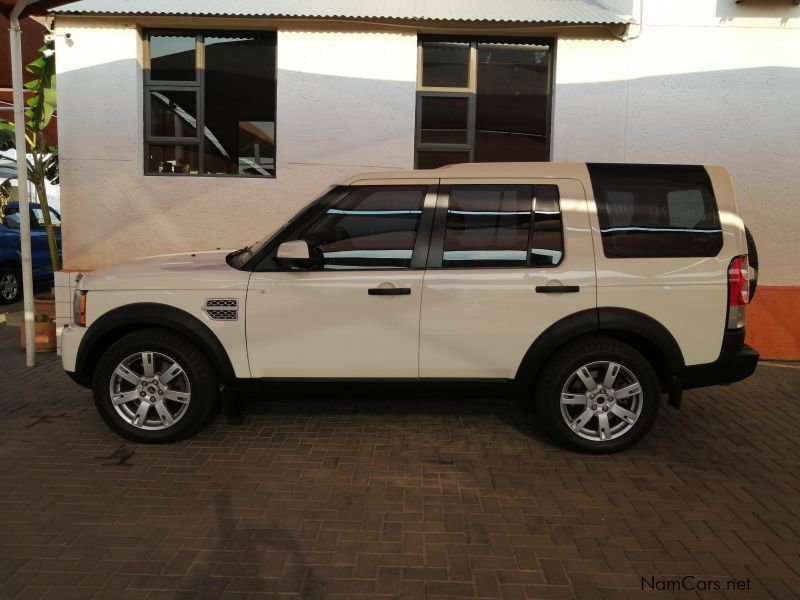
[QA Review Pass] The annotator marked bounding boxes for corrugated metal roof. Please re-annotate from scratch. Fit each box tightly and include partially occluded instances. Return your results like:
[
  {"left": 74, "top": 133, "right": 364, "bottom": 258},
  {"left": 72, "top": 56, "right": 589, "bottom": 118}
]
[{"left": 51, "top": 0, "right": 631, "bottom": 24}]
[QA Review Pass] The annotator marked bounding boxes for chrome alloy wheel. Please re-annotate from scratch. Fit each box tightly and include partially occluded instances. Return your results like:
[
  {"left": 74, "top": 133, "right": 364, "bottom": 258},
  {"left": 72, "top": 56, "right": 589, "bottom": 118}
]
[
  {"left": 109, "top": 351, "right": 191, "bottom": 430},
  {"left": 0, "top": 272, "right": 18, "bottom": 301},
  {"left": 559, "top": 361, "right": 643, "bottom": 442}
]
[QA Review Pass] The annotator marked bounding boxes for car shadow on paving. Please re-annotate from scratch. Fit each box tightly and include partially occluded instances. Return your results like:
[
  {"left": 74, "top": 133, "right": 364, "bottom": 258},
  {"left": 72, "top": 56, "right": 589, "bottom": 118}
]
[{"left": 1, "top": 325, "right": 798, "bottom": 599}]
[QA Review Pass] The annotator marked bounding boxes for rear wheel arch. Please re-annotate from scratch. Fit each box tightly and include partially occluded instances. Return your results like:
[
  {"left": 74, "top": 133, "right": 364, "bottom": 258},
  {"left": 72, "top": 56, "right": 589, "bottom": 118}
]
[
  {"left": 76, "top": 303, "right": 237, "bottom": 385},
  {"left": 515, "top": 308, "right": 685, "bottom": 391}
]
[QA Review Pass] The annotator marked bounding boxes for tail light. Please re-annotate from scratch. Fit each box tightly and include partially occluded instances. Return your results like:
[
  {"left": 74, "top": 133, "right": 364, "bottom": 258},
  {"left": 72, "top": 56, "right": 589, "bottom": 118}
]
[{"left": 727, "top": 255, "right": 749, "bottom": 329}]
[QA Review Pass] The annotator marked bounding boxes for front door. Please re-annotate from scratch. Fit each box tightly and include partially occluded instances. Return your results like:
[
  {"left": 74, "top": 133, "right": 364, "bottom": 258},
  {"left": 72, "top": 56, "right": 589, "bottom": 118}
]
[{"left": 246, "top": 183, "right": 437, "bottom": 378}]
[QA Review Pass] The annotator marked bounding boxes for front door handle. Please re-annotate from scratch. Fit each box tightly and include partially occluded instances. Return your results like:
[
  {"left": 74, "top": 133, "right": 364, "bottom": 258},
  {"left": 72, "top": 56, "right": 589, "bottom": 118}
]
[
  {"left": 535, "top": 285, "right": 580, "bottom": 294},
  {"left": 368, "top": 287, "right": 411, "bottom": 296}
]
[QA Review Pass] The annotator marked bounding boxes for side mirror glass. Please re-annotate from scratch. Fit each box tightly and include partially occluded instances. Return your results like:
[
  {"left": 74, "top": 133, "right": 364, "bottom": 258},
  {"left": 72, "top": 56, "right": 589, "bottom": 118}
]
[{"left": 276, "top": 240, "right": 323, "bottom": 270}]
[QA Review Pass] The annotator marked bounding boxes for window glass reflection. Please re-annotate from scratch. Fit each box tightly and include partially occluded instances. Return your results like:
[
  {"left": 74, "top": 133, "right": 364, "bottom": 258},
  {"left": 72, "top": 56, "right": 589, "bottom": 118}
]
[
  {"left": 149, "top": 35, "right": 196, "bottom": 81},
  {"left": 203, "top": 35, "right": 276, "bottom": 176},
  {"left": 298, "top": 186, "right": 426, "bottom": 269},
  {"left": 443, "top": 185, "right": 533, "bottom": 268},
  {"left": 150, "top": 90, "right": 197, "bottom": 138}
]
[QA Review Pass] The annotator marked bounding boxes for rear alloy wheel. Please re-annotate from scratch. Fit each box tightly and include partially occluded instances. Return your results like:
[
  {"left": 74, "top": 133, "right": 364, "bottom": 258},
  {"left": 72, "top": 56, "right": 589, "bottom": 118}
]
[
  {"left": 559, "top": 361, "right": 644, "bottom": 443},
  {"left": 0, "top": 269, "right": 20, "bottom": 304},
  {"left": 93, "top": 328, "right": 218, "bottom": 442},
  {"left": 535, "top": 338, "right": 659, "bottom": 453}
]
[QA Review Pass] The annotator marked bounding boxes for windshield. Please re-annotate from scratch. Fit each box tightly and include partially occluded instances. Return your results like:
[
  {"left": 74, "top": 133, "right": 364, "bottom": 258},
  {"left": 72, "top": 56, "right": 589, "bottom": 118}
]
[
  {"left": 226, "top": 186, "right": 340, "bottom": 270},
  {"left": 32, "top": 207, "right": 61, "bottom": 227}
]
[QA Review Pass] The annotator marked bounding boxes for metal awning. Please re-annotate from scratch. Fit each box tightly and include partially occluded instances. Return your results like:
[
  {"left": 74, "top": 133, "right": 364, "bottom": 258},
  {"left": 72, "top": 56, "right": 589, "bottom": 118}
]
[{"left": 51, "top": 0, "right": 632, "bottom": 25}]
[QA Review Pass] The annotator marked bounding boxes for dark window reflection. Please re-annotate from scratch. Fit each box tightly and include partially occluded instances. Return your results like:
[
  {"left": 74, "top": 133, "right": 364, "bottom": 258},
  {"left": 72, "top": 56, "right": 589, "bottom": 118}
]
[
  {"left": 147, "top": 144, "right": 200, "bottom": 174},
  {"left": 421, "top": 41, "right": 469, "bottom": 88},
  {"left": 298, "top": 186, "right": 426, "bottom": 269},
  {"left": 416, "top": 150, "right": 470, "bottom": 169},
  {"left": 475, "top": 44, "right": 550, "bottom": 162},
  {"left": 203, "top": 35, "right": 276, "bottom": 176},
  {"left": 149, "top": 35, "right": 196, "bottom": 81},
  {"left": 419, "top": 96, "right": 469, "bottom": 144},
  {"left": 415, "top": 38, "right": 552, "bottom": 169},
  {"left": 531, "top": 185, "right": 563, "bottom": 266},
  {"left": 443, "top": 185, "right": 533, "bottom": 268},
  {"left": 149, "top": 90, "right": 197, "bottom": 137},
  {"left": 588, "top": 164, "right": 723, "bottom": 258}
]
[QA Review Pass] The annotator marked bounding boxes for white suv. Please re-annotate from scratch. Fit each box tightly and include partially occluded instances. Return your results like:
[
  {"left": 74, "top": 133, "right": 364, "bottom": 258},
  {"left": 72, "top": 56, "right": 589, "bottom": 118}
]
[{"left": 61, "top": 163, "right": 759, "bottom": 453}]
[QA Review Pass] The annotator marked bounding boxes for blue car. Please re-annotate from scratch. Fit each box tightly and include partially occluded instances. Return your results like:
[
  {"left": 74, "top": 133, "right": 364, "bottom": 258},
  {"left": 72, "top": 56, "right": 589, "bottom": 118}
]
[{"left": 0, "top": 201, "right": 62, "bottom": 304}]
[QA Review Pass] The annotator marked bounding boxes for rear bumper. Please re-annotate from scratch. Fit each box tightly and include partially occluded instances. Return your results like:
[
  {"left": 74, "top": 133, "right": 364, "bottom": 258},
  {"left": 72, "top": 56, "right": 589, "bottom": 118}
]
[{"left": 682, "top": 329, "right": 759, "bottom": 389}]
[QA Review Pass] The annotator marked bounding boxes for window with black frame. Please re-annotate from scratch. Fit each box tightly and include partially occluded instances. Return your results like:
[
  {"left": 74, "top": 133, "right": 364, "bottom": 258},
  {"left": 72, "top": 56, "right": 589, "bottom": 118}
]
[
  {"left": 294, "top": 186, "right": 428, "bottom": 270},
  {"left": 416, "top": 37, "right": 553, "bottom": 169},
  {"left": 440, "top": 184, "right": 563, "bottom": 268},
  {"left": 144, "top": 31, "right": 277, "bottom": 177}
]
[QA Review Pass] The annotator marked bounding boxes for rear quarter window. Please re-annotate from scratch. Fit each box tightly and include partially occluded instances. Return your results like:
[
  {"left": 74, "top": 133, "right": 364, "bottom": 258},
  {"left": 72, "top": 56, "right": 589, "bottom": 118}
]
[{"left": 587, "top": 164, "right": 723, "bottom": 258}]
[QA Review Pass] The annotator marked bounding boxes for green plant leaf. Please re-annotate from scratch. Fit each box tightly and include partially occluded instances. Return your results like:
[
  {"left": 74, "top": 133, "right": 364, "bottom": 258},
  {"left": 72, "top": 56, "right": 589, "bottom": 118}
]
[{"left": 0, "top": 120, "right": 14, "bottom": 150}]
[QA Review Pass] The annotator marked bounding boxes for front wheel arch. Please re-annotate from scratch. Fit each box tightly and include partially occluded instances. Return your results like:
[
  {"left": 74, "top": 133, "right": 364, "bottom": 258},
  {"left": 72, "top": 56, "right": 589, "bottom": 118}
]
[{"left": 76, "top": 303, "right": 237, "bottom": 386}]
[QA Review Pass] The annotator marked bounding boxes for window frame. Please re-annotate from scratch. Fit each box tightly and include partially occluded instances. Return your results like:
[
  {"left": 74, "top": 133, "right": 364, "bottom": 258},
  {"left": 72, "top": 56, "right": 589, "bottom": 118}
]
[
  {"left": 414, "top": 36, "right": 555, "bottom": 168},
  {"left": 426, "top": 183, "right": 565, "bottom": 270},
  {"left": 143, "top": 29, "right": 277, "bottom": 178}
]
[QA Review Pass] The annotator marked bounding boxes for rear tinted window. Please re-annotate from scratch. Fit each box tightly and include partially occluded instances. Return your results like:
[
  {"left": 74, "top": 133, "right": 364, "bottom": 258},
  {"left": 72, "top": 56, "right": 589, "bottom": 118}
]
[{"left": 588, "top": 164, "right": 723, "bottom": 258}]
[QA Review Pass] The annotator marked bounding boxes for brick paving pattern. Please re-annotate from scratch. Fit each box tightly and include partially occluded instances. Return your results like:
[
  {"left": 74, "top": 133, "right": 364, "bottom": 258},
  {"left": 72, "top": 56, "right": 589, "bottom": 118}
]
[{"left": 1, "top": 325, "right": 799, "bottom": 599}]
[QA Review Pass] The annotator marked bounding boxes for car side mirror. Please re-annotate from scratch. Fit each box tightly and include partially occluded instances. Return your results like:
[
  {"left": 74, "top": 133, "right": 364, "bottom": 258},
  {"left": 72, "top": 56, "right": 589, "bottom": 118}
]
[
  {"left": 276, "top": 240, "right": 323, "bottom": 270},
  {"left": 3, "top": 216, "right": 20, "bottom": 229}
]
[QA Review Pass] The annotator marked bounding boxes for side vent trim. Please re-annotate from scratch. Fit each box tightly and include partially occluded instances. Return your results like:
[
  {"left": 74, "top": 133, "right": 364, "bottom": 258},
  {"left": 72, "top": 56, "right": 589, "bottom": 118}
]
[{"left": 203, "top": 299, "right": 238, "bottom": 321}]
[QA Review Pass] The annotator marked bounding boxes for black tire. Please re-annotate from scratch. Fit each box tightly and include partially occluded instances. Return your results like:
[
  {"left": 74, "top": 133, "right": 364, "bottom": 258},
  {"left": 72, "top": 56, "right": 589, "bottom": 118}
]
[
  {"left": 0, "top": 266, "right": 21, "bottom": 305},
  {"left": 534, "top": 337, "right": 660, "bottom": 454},
  {"left": 92, "top": 327, "right": 219, "bottom": 443},
  {"left": 745, "top": 226, "right": 758, "bottom": 302}
]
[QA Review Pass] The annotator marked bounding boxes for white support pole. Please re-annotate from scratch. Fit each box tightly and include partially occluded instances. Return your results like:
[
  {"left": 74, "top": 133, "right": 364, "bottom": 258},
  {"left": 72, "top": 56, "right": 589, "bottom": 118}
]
[{"left": 9, "top": 0, "right": 36, "bottom": 366}]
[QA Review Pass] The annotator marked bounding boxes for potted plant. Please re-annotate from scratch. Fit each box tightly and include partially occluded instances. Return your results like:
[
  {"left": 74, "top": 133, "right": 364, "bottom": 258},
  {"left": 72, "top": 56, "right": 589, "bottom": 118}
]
[
  {"left": 19, "top": 313, "right": 56, "bottom": 352},
  {"left": 34, "top": 291, "right": 56, "bottom": 320}
]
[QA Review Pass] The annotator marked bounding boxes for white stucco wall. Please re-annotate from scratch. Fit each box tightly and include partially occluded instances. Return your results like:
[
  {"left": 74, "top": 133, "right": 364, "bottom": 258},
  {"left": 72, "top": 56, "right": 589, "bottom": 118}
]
[
  {"left": 54, "top": 2, "right": 800, "bottom": 286},
  {"left": 554, "top": 0, "right": 800, "bottom": 286},
  {"left": 54, "top": 20, "right": 417, "bottom": 270}
]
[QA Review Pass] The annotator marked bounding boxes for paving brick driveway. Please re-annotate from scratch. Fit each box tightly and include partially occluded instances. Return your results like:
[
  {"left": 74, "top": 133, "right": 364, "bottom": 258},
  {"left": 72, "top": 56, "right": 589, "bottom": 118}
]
[{"left": 1, "top": 324, "right": 799, "bottom": 600}]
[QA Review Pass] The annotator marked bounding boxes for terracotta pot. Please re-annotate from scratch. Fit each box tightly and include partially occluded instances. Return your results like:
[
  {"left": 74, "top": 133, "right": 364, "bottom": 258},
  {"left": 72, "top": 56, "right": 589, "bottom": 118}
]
[
  {"left": 19, "top": 321, "right": 57, "bottom": 352},
  {"left": 34, "top": 293, "right": 56, "bottom": 321}
]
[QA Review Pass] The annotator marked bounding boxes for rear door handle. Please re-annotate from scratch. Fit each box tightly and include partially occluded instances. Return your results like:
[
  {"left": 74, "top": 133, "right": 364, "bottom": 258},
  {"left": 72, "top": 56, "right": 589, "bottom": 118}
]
[
  {"left": 368, "top": 287, "right": 411, "bottom": 296},
  {"left": 535, "top": 285, "right": 580, "bottom": 294}
]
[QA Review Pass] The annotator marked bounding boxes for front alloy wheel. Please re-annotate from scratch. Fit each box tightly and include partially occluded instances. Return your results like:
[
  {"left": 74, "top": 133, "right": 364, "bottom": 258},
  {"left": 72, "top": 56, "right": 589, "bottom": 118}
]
[
  {"left": 110, "top": 351, "right": 192, "bottom": 430},
  {"left": 535, "top": 337, "right": 659, "bottom": 453},
  {"left": 93, "top": 328, "right": 218, "bottom": 442}
]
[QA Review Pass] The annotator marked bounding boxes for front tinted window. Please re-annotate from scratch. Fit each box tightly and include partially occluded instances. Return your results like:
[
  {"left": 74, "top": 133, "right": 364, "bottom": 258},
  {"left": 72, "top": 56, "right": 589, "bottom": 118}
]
[
  {"left": 297, "top": 186, "right": 426, "bottom": 269},
  {"left": 588, "top": 164, "right": 723, "bottom": 258},
  {"left": 443, "top": 185, "right": 533, "bottom": 268}
]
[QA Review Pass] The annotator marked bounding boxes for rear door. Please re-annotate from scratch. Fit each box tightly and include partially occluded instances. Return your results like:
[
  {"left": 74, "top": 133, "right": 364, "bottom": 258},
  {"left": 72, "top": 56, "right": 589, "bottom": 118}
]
[{"left": 419, "top": 178, "right": 596, "bottom": 379}]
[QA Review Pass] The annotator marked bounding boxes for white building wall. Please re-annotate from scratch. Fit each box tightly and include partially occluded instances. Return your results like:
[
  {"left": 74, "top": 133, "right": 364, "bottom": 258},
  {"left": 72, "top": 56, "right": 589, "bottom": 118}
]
[
  {"left": 54, "top": 1, "right": 800, "bottom": 288},
  {"left": 554, "top": 0, "right": 800, "bottom": 286},
  {"left": 53, "top": 20, "right": 418, "bottom": 271}
]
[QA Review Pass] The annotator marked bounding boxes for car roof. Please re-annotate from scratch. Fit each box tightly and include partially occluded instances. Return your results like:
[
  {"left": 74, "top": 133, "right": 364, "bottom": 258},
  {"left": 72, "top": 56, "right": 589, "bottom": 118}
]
[
  {"left": 340, "top": 161, "right": 715, "bottom": 185},
  {"left": 3, "top": 201, "right": 44, "bottom": 212},
  {"left": 341, "top": 162, "right": 592, "bottom": 185}
]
